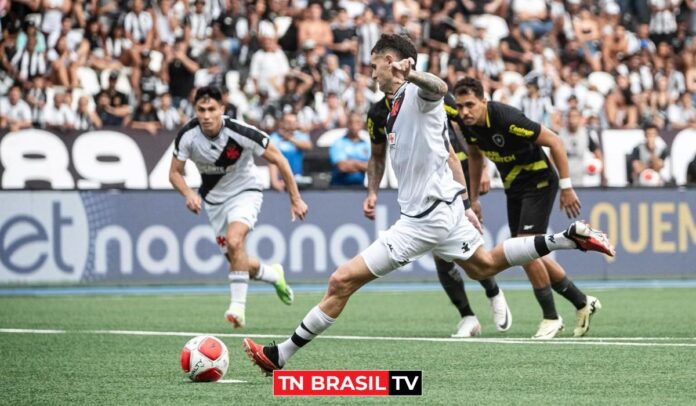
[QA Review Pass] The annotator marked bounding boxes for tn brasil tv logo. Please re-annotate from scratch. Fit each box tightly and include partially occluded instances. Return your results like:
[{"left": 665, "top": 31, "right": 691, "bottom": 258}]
[{"left": 273, "top": 370, "right": 422, "bottom": 396}]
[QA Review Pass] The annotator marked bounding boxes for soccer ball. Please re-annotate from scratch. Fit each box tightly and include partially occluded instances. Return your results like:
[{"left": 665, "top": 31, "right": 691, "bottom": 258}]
[{"left": 180, "top": 335, "right": 229, "bottom": 382}]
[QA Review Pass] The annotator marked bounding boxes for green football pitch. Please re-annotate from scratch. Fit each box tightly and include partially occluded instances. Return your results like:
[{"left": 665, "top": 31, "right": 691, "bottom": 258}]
[{"left": 1, "top": 287, "right": 695, "bottom": 405}]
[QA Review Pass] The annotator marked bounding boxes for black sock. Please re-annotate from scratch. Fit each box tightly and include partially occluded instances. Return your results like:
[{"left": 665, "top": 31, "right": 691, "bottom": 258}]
[
  {"left": 478, "top": 278, "right": 500, "bottom": 298},
  {"left": 552, "top": 277, "right": 587, "bottom": 310},
  {"left": 533, "top": 286, "right": 558, "bottom": 320},
  {"left": 435, "top": 260, "right": 474, "bottom": 317}
]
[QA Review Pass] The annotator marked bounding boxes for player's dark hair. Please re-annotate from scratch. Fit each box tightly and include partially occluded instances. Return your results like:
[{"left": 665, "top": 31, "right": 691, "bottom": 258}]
[
  {"left": 453, "top": 77, "right": 484, "bottom": 99},
  {"left": 194, "top": 86, "right": 223, "bottom": 104},
  {"left": 371, "top": 33, "right": 417, "bottom": 63},
  {"left": 643, "top": 122, "right": 659, "bottom": 132}
]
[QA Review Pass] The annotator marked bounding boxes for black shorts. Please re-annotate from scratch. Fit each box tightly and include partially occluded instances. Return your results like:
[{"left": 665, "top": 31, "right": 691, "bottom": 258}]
[{"left": 506, "top": 178, "right": 558, "bottom": 237}]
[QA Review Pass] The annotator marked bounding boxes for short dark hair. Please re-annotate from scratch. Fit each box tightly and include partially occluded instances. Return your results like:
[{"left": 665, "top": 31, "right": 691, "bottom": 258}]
[
  {"left": 194, "top": 86, "right": 223, "bottom": 104},
  {"left": 643, "top": 122, "right": 659, "bottom": 132},
  {"left": 371, "top": 33, "right": 417, "bottom": 63},
  {"left": 453, "top": 77, "right": 484, "bottom": 99}
]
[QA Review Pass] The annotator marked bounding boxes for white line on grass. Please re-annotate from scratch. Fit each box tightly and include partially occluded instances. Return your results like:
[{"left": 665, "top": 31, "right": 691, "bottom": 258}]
[
  {"left": 2, "top": 328, "right": 696, "bottom": 347},
  {"left": 216, "top": 379, "right": 247, "bottom": 384}
]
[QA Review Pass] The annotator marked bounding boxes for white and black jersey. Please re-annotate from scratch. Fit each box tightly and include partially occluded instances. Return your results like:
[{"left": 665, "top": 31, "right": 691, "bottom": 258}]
[
  {"left": 174, "top": 116, "right": 269, "bottom": 204},
  {"left": 124, "top": 11, "right": 154, "bottom": 44},
  {"left": 385, "top": 82, "right": 465, "bottom": 217}
]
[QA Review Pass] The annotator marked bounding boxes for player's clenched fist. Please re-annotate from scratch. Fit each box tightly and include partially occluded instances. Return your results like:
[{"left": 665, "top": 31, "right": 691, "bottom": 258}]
[{"left": 185, "top": 193, "right": 202, "bottom": 214}]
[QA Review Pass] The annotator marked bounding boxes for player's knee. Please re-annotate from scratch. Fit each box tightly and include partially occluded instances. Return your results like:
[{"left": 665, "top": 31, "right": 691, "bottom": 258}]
[
  {"left": 225, "top": 235, "right": 244, "bottom": 254},
  {"left": 327, "top": 269, "right": 353, "bottom": 299}
]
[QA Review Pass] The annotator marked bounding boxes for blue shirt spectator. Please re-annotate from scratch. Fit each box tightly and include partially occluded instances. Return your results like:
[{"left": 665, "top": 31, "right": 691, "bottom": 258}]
[
  {"left": 330, "top": 113, "right": 370, "bottom": 186},
  {"left": 268, "top": 113, "right": 313, "bottom": 191}
]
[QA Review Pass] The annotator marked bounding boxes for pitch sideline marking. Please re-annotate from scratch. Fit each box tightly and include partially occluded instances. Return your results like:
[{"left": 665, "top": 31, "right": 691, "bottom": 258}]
[
  {"left": 216, "top": 379, "right": 247, "bottom": 384},
  {"left": 1, "top": 328, "right": 696, "bottom": 347}
]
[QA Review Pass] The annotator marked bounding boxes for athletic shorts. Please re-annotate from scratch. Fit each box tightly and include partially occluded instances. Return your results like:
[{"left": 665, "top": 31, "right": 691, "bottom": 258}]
[
  {"left": 361, "top": 198, "right": 484, "bottom": 277},
  {"left": 506, "top": 178, "right": 558, "bottom": 237},
  {"left": 204, "top": 190, "right": 263, "bottom": 253}
]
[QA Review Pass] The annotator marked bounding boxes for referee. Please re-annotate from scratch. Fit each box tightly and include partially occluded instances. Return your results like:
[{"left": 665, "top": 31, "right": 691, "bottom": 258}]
[{"left": 453, "top": 77, "right": 600, "bottom": 339}]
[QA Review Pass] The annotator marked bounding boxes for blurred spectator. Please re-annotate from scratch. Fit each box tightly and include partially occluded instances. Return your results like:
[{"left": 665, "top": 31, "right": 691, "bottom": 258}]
[
  {"left": 329, "top": 112, "right": 370, "bottom": 186},
  {"left": 47, "top": 35, "right": 79, "bottom": 88},
  {"left": 322, "top": 54, "right": 349, "bottom": 95},
  {"left": 12, "top": 34, "right": 46, "bottom": 86},
  {"left": 500, "top": 22, "right": 533, "bottom": 74},
  {"left": 26, "top": 76, "right": 46, "bottom": 127},
  {"left": 512, "top": 0, "right": 552, "bottom": 40},
  {"left": 605, "top": 86, "right": 639, "bottom": 128},
  {"left": 164, "top": 39, "right": 199, "bottom": 108},
  {"left": 268, "top": 113, "right": 313, "bottom": 191},
  {"left": 330, "top": 7, "right": 358, "bottom": 76},
  {"left": 630, "top": 123, "right": 670, "bottom": 185},
  {"left": 16, "top": 19, "right": 46, "bottom": 53},
  {"left": 124, "top": 0, "right": 154, "bottom": 50},
  {"left": 687, "top": 154, "right": 696, "bottom": 185},
  {"left": 249, "top": 29, "right": 289, "bottom": 99},
  {"left": 667, "top": 92, "right": 696, "bottom": 128},
  {"left": 317, "top": 91, "right": 347, "bottom": 130},
  {"left": 221, "top": 87, "right": 238, "bottom": 119},
  {"left": 355, "top": 9, "right": 380, "bottom": 73},
  {"left": 157, "top": 93, "right": 183, "bottom": 131},
  {"left": 648, "top": 0, "right": 680, "bottom": 45},
  {"left": 279, "top": 70, "right": 313, "bottom": 113},
  {"left": 557, "top": 108, "right": 606, "bottom": 186},
  {"left": 152, "top": 0, "right": 178, "bottom": 48},
  {"left": 126, "top": 94, "right": 160, "bottom": 135},
  {"left": 0, "top": 84, "right": 32, "bottom": 131},
  {"left": 74, "top": 95, "right": 102, "bottom": 130},
  {"left": 44, "top": 92, "right": 75, "bottom": 131},
  {"left": 186, "top": 0, "right": 211, "bottom": 57},
  {"left": 298, "top": 3, "right": 332, "bottom": 56},
  {"left": 518, "top": 78, "right": 555, "bottom": 128}
]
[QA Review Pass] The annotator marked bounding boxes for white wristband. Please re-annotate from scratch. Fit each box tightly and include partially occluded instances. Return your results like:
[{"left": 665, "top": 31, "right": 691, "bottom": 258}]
[{"left": 559, "top": 178, "right": 572, "bottom": 189}]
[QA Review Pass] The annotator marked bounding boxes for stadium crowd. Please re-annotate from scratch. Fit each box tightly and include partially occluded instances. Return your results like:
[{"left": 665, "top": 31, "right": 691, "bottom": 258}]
[{"left": 0, "top": 0, "right": 695, "bottom": 186}]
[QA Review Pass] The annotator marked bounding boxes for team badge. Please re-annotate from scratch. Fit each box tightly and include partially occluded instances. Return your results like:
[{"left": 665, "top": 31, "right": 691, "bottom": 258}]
[{"left": 492, "top": 133, "right": 505, "bottom": 147}]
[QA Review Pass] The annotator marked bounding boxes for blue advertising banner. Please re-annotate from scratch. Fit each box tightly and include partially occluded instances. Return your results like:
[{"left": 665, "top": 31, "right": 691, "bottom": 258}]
[{"left": 1, "top": 189, "right": 695, "bottom": 284}]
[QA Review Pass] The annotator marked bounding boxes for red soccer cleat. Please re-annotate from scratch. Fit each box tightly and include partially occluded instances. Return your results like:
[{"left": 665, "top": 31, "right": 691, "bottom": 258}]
[
  {"left": 564, "top": 221, "right": 616, "bottom": 257},
  {"left": 242, "top": 338, "right": 282, "bottom": 376}
]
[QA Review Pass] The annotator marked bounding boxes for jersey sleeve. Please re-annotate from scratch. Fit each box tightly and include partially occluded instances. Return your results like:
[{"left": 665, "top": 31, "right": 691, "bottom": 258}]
[
  {"left": 500, "top": 105, "right": 542, "bottom": 142},
  {"left": 225, "top": 118, "right": 269, "bottom": 156},
  {"left": 413, "top": 83, "right": 443, "bottom": 113},
  {"left": 173, "top": 130, "right": 192, "bottom": 161},
  {"left": 367, "top": 101, "right": 387, "bottom": 144}
]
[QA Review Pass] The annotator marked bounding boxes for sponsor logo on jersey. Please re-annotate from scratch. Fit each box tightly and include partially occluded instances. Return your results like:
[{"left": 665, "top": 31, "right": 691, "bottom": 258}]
[
  {"left": 482, "top": 150, "right": 516, "bottom": 163},
  {"left": 508, "top": 124, "right": 535, "bottom": 137}
]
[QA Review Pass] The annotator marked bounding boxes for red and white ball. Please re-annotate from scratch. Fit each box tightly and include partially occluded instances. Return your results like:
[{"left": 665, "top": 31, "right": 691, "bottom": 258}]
[{"left": 180, "top": 335, "right": 229, "bottom": 382}]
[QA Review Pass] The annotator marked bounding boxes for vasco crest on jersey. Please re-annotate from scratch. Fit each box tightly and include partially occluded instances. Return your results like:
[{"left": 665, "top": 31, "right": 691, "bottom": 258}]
[{"left": 215, "top": 138, "right": 244, "bottom": 168}]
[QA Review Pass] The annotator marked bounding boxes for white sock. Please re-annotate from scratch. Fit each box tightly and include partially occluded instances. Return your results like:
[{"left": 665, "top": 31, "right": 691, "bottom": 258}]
[
  {"left": 253, "top": 263, "right": 279, "bottom": 284},
  {"left": 503, "top": 233, "right": 576, "bottom": 267},
  {"left": 228, "top": 271, "right": 249, "bottom": 310},
  {"left": 277, "top": 306, "right": 335, "bottom": 366}
]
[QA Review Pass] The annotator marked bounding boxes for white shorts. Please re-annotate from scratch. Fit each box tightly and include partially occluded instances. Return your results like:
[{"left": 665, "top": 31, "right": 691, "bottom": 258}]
[
  {"left": 361, "top": 198, "right": 483, "bottom": 277},
  {"left": 205, "top": 191, "right": 263, "bottom": 253}
]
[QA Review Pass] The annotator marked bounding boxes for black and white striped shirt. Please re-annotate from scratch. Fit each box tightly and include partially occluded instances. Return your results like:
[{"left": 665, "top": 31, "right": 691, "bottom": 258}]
[
  {"left": 11, "top": 48, "right": 47, "bottom": 82},
  {"left": 124, "top": 11, "right": 154, "bottom": 44}
]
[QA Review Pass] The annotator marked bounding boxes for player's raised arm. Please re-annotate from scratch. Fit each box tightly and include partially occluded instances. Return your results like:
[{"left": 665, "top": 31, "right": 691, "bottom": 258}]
[
  {"left": 169, "top": 157, "right": 201, "bottom": 214},
  {"left": 262, "top": 141, "right": 308, "bottom": 221},
  {"left": 534, "top": 126, "right": 581, "bottom": 219}
]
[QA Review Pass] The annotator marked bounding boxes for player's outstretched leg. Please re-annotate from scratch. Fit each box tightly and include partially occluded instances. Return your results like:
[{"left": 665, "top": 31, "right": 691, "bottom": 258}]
[
  {"left": 243, "top": 255, "right": 376, "bottom": 375},
  {"left": 434, "top": 256, "right": 480, "bottom": 337},
  {"left": 250, "top": 259, "right": 294, "bottom": 305}
]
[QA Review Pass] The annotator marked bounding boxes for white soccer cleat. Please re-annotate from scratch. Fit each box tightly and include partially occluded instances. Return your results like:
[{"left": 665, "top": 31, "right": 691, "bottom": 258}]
[
  {"left": 488, "top": 290, "right": 512, "bottom": 332},
  {"left": 574, "top": 295, "right": 602, "bottom": 337},
  {"left": 224, "top": 304, "right": 246, "bottom": 329},
  {"left": 451, "top": 315, "right": 481, "bottom": 338},
  {"left": 532, "top": 317, "right": 564, "bottom": 340}
]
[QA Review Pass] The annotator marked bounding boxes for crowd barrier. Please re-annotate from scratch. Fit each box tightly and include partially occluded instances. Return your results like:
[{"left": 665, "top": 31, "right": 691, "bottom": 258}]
[{"left": 1, "top": 189, "right": 694, "bottom": 284}]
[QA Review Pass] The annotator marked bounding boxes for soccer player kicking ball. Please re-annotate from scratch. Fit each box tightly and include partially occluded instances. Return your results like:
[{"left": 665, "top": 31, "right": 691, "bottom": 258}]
[
  {"left": 366, "top": 94, "right": 512, "bottom": 338},
  {"left": 169, "top": 86, "right": 308, "bottom": 328},
  {"left": 243, "top": 34, "right": 614, "bottom": 374},
  {"left": 453, "top": 77, "right": 602, "bottom": 339}
]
